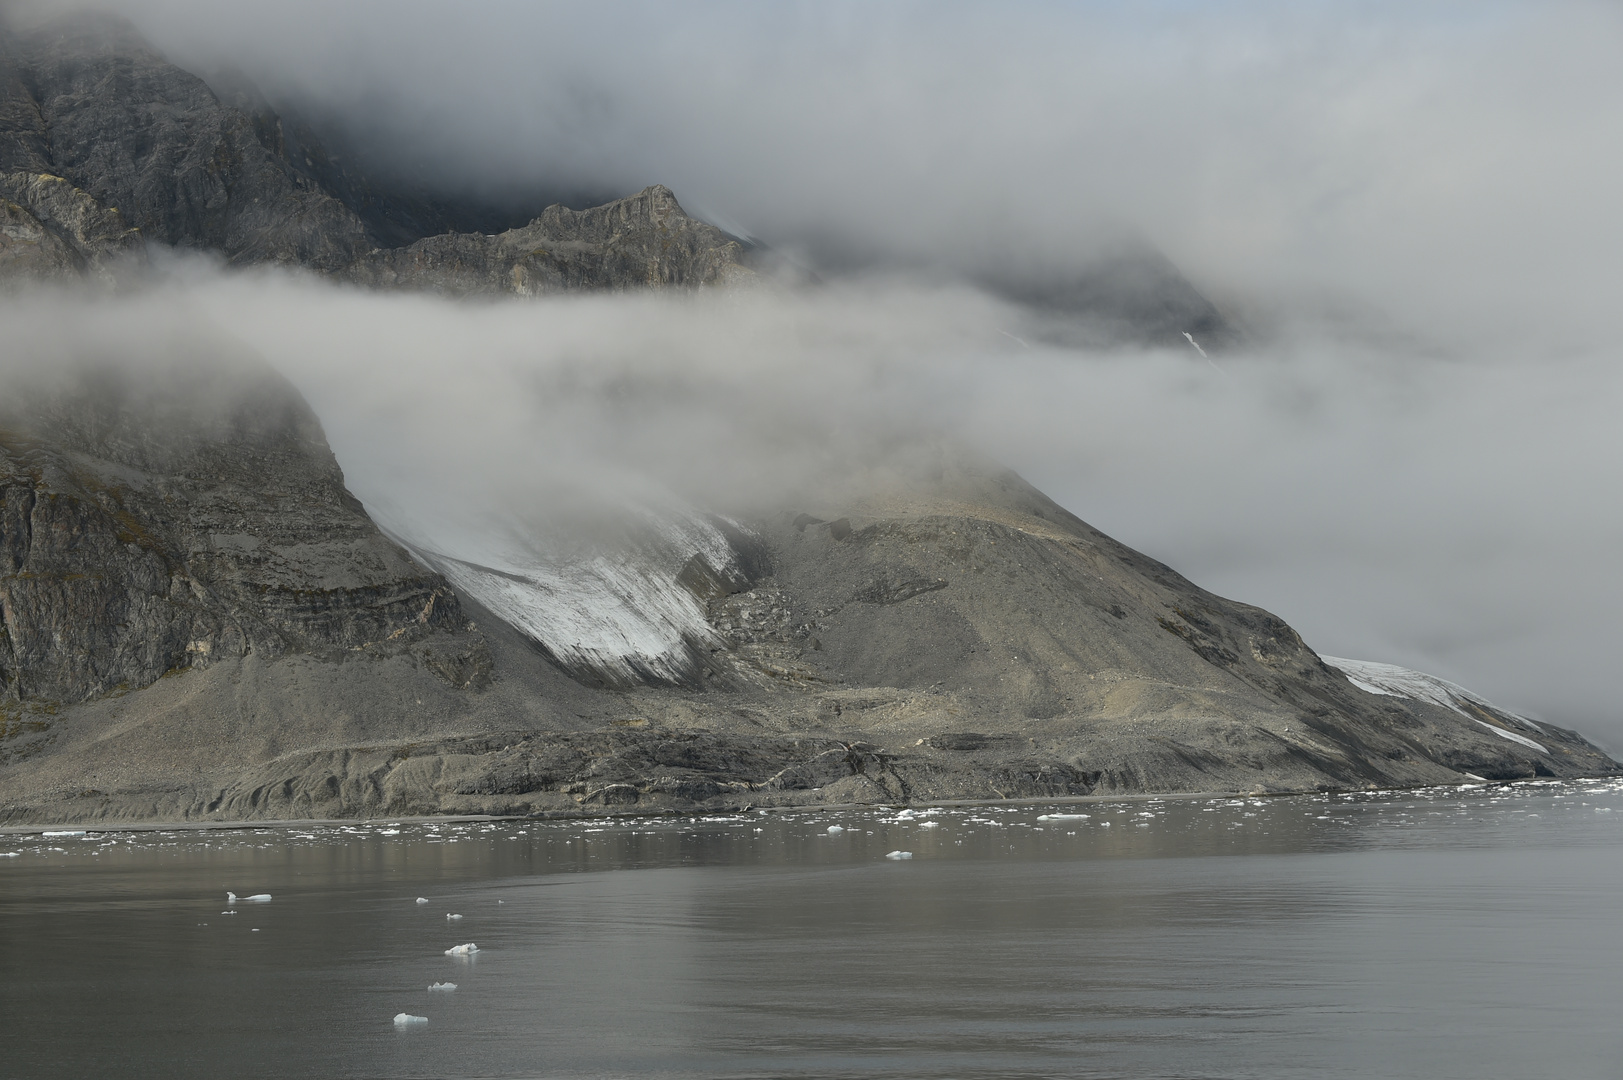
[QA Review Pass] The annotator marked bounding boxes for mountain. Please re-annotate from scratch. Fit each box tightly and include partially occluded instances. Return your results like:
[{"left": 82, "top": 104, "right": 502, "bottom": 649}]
[
  {"left": 1, "top": 13, "right": 1613, "bottom": 824},
  {"left": 0, "top": 355, "right": 1613, "bottom": 825}
]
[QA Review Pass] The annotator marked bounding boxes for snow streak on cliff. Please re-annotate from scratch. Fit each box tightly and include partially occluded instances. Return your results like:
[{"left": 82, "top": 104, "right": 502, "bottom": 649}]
[{"left": 383, "top": 506, "right": 756, "bottom": 688}]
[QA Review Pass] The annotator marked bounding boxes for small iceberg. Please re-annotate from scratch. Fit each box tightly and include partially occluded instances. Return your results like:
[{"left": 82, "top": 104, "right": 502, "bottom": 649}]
[
  {"left": 826, "top": 825, "right": 845, "bottom": 834},
  {"left": 918, "top": 821, "right": 939, "bottom": 829},
  {"left": 895, "top": 809, "right": 917, "bottom": 820},
  {"left": 393, "top": 1013, "right": 428, "bottom": 1026},
  {"left": 444, "top": 943, "right": 479, "bottom": 956},
  {"left": 1037, "top": 813, "right": 1089, "bottom": 821},
  {"left": 429, "top": 982, "right": 457, "bottom": 992},
  {"left": 415, "top": 897, "right": 429, "bottom": 904},
  {"left": 447, "top": 913, "right": 463, "bottom": 920},
  {"left": 0, "top": 852, "right": 19, "bottom": 857},
  {"left": 226, "top": 892, "right": 272, "bottom": 903},
  {"left": 41, "top": 831, "right": 85, "bottom": 837},
  {"left": 884, "top": 850, "right": 914, "bottom": 860}
]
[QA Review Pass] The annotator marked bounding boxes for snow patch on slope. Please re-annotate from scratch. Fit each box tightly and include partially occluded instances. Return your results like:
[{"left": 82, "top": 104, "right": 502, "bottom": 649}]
[
  {"left": 1323, "top": 656, "right": 1550, "bottom": 753},
  {"left": 383, "top": 504, "right": 754, "bottom": 687}
]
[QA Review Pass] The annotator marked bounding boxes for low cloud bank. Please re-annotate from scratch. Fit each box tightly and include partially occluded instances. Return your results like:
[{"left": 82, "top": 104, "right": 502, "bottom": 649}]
[{"left": 4, "top": 269, "right": 1621, "bottom": 742}]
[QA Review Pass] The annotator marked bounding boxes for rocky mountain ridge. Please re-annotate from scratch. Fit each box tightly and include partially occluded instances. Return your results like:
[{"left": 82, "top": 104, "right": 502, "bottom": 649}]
[{"left": 0, "top": 14, "right": 749, "bottom": 295}]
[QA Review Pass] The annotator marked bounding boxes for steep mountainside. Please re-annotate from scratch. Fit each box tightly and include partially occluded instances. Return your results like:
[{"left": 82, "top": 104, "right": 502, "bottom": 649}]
[
  {"left": 0, "top": 357, "right": 485, "bottom": 706},
  {"left": 0, "top": 357, "right": 1612, "bottom": 825}
]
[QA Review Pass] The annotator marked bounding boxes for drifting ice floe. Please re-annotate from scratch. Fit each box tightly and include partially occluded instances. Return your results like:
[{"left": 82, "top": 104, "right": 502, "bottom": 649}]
[
  {"left": 429, "top": 982, "right": 457, "bottom": 992},
  {"left": 1038, "top": 813, "right": 1089, "bottom": 821},
  {"left": 1325, "top": 656, "right": 1551, "bottom": 752},
  {"left": 393, "top": 1014, "right": 428, "bottom": 1026},
  {"left": 415, "top": 897, "right": 429, "bottom": 904},
  {"left": 447, "top": 913, "right": 463, "bottom": 920},
  {"left": 445, "top": 943, "right": 479, "bottom": 956},
  {"left": 884, "top": 850, "right": 914, "bottom": 860},
  {"left": 826, "top": 825, "right": 844, "bottom": 834},
  {"left": 41, "top": 831, "right": 84, "bottom": 837},
  {"left": 226, "top": 892, "right": 272, "bottom": 903}
]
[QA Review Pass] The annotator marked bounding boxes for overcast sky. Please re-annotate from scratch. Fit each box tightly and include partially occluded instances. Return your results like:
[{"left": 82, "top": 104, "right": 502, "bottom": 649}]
[{"left": 13, "top": 1, "right": 1623, "bottom": 741}]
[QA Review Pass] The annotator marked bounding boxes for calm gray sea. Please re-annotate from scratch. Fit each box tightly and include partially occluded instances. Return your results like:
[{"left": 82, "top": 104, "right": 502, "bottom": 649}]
[{"left": 3, "top": 781, "right": 1622, "bottom": 1079}]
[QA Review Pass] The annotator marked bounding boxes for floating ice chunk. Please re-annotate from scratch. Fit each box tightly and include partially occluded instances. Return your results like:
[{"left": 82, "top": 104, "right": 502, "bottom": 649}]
[
  {"left": 220, "top": 910, "right": 237, "bottom": 915},
  {"left": 41, "top": 831, "right": 84, "bottom": 837},
  {"left": 895, "top": 809, "right": 917, "bottom": 819},
  {"left": 393, "top": 1013, "right": 428, "bottom": 1026},
  {"left": 416, "top": 897, "right": 429, "bottom": 904},
  {"left": 429, "top": 982, "right": 457, "bottom": 992},
  {"left": 1100, "top": 821, "right": 1111, "bottom": 827},
  {"left": 826, "top": 825, "right": 844, "bottom": 834},
  {"left": 444, "top": 943, "right": 479, "bottom": 956},
  {"left": 1037, "top": 813, "right": 1089, "bottom": 821},
  {"left": 226, "top": 892, "right": 272, "bottom": 903},
  {"left": 884, "top": 850, "right": 913, "bottom": 860},
  {"left": 918, "top": 821, "right": 939, "bottom": 829},
  {"left": 447, "top": 913, "right": 463, "bottom": 920},
  {"left": 0, "top": 852, "right": 18, "bottom": 857}
]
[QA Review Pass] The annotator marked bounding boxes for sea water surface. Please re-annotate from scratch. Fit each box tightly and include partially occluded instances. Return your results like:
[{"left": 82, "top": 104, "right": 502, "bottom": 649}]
[{"left": 3, "top": 780, "right": 1622, "bottom": 1079}]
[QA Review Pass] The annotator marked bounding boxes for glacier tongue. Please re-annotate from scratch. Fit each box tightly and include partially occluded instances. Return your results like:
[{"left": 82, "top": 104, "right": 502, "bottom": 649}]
[
  {"left": 1323, "top": 656, "right": 1551, "bottom": 752},
  {"left": 384, "top": 503, "right": 754, "bottom": 687}
]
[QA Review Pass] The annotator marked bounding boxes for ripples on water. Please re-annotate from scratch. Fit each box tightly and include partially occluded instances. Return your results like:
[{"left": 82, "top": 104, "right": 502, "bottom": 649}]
[{"left": 3, "top": 780, "right": 1623, "bottom": 1079}]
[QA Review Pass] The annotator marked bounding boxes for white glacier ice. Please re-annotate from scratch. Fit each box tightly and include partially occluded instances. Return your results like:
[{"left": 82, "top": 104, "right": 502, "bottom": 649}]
[
  {"left": 226, "top": 892, "right": 273, "bottom": 903},
  {"left": 1324, "top": 656, "right": 1551, "bottom": 752},
  {"left": 428, "top": 982, "right": 457, "bottom": 992},
  {"left": 884, "top": 850, "right": 914, "bottom": 860},
  {"left": 1037, "top": 813, "right": 1089, "bottom": 821},
  {"left": 379, "top": 499, "right": 758, "bottom": 688},
  {"left": 393, "top": 1014, "right": 428, "bottom": 1026},
  {"left": 447, "top": 913, "right": 463, "bottom": 920},
  {"left": 445, "top": 943, "right": 479, "bottom": 956}
]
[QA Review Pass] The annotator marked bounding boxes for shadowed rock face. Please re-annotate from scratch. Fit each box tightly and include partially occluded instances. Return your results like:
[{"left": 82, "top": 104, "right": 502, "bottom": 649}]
[
  {"left": 0, "top": 356, "right": 483, "bottom": 705},
  {"left": 1, "top": 14, "right": 368, "bottom": 270}
]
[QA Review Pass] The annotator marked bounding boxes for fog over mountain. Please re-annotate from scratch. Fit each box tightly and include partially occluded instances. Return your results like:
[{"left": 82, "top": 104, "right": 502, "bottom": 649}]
[{"left": 4, "top": 3, "right": 1622, "bottom": 761}]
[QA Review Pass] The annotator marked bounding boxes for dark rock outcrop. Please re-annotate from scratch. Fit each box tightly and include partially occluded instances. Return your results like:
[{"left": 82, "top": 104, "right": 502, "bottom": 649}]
[
  {"left": 2, "top": 14, "right": 367, "bottom": 270},
  {"left": 0, "top": 355, "right": 483, "bottom": 705}
]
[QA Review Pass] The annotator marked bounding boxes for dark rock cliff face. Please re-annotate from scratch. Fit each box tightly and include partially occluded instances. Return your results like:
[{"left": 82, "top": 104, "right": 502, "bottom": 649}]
[
  {"left": 0, "top": 357, "right": 482, "bottom": 705},
  {"left": 1, "top": 15, "right": 368, "bottom": 270}
]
